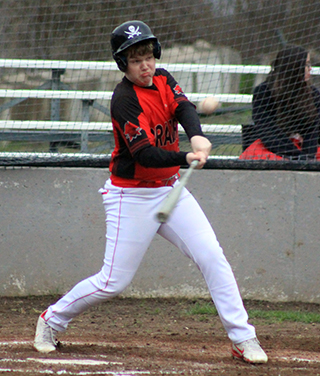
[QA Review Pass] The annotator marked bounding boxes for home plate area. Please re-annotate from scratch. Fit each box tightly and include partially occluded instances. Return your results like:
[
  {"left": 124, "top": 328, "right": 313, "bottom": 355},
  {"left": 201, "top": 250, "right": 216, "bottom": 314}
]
[
  {"left": 1, "top": 340, "right": 320, "bottom": 376},
  {"left": 1, "top": 296, "right": 320, "bottom": 375}
]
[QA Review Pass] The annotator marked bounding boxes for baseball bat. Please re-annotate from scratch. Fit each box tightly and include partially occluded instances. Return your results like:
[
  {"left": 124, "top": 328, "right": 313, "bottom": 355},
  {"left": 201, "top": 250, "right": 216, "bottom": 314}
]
[{"left": 156, "top": 160, "right": 199, "bottom": 223}]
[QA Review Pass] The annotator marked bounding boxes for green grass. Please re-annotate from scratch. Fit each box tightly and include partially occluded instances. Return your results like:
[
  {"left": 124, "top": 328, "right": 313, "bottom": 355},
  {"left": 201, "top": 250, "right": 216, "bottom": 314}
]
[
  {"left": 200, "top": 108, "right": 252, "bottom": 125},
  {"left": 239, "top": 74, "right": 256, "bottom": 95},
  {"left": 179, "top": 139, "right": 242, "bottom": 157},
  {"left": 248, "top": 309, "right": 320, "bottom": 324},
  {"left": 186, "top": 302, "right": 218, "bottom": 316},
  {"left": 1, "top": 107, "right": 251, "bottom": 157},
  {"left": 0, "top": 140, "right": 113, "bottom": 154},
  {"left": 211, "top": 144, "right": 242, "bottom": 156},
  {"left": 185, "top": 302, "right": 320, "bottom": 324}
]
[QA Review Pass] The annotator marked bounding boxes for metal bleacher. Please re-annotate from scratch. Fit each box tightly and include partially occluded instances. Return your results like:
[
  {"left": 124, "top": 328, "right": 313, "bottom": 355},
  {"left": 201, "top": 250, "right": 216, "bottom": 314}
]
[{"left": 1, "top": 59, "right": 318, "bottom": 161}]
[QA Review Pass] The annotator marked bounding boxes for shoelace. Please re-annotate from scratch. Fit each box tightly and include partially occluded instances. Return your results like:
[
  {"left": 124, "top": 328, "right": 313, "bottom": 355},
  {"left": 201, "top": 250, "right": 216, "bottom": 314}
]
[
  {"left": 241, "top": 338, "right": 261, "bottom": 351},
  {"left": 42, "top": 322, "right": 58, "bottom": 344}
]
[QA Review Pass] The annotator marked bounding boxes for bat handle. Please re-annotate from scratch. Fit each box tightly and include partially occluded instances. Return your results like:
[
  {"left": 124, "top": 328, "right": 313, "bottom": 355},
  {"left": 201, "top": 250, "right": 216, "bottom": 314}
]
[
  {"left": 180, "top": 160, "right": 198, "bottom": 183},
  {"left": 190, "top": 160, "right": 199, "bottom": 168}
]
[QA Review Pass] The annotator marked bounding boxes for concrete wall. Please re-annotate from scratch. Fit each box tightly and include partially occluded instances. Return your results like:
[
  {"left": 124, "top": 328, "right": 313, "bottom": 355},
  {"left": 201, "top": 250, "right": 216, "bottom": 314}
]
[{"left": 1, "top": 167, "right": 320, "bottom": 303}]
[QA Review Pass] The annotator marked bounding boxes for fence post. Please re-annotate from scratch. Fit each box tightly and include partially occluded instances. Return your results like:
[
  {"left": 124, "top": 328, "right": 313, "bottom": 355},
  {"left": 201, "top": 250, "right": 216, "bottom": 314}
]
[
  {"left": 81, "top": 100, "right": 93, "bottom": 152},
  {"left": 49, "top": 69, "right": 65, "bottom": 152}
]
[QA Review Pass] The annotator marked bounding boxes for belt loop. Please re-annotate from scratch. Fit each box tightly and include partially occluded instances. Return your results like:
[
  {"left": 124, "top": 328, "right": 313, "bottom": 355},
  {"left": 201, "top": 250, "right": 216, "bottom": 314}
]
[
  {"left": 138, "top": 173, "right": 179, "bottom": 188},
  {"left": 165, "top": 173, "right": 178, "bottom": 186}
]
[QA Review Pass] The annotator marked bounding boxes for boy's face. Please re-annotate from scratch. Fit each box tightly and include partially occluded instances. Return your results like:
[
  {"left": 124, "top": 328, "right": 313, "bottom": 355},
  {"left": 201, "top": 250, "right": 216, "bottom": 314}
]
[{"left": 125, "top": 52, "right": 156, "bottom": 87}]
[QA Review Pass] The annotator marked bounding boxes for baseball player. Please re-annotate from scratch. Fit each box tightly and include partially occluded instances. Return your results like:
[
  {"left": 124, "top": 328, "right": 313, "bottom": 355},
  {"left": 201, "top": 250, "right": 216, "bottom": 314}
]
[{"left": 34, "top": 20, "right": 268, "bottom": 364}]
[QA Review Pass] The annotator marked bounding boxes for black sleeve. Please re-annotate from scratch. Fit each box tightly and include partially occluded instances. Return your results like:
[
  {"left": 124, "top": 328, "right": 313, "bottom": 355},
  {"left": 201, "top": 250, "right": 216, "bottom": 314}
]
[
  {"left": 135, "top": 146, "right": 188, "bottom": 168},
  {"left": 175, "top": 101, "right": 205, "bottom": 140},
  {"left": 301, "top": 85, "right": 320, "bottom": 158},
  {"left": 300, "top": 126, "right": 318, "bottom": 158},
  {"left": 311, "top": 85, "right": 320, "bottom": 111},
  {"left": 252, "top": 83, "right": 301, "bottom": 158},
  {"left": 312, "top": 85, "right": 320, "bottom": 145}
]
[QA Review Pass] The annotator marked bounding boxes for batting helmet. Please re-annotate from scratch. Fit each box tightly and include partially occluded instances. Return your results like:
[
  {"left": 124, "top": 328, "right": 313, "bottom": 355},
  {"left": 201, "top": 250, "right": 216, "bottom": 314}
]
[{"left": 111, "top": 20, "right": 161, "bottom": 72}]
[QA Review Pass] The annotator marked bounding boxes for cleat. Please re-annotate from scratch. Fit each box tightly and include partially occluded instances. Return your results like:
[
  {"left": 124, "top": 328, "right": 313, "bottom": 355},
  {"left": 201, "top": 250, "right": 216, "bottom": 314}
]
[
  {"left": 232, "top": 337, "right": 268, "bottom": 364},
  {"left": 34, "top": 311, "right": 58, "bottom": 353}
]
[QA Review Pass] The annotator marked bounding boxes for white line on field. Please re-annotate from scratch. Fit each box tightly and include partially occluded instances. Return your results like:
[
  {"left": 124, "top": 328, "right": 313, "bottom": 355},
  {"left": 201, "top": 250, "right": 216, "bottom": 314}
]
[
  {"left": 28, "top": 358, "right": 123, "bottom": 366},
  {"left": 0, "top": 370, "right": 53, "bottom": 374},
  {"left": 0, "top": 340, "right": 114, "bottom": 347},
  {"left": 0, "top": 340, "right": 32, "bottom": 345},
  {"left": 0, "top": 358, "right": 122, "bottom": 366},
  {"left": 0, "top": 369, "right": 150, "bottom": 375},
  {"left": 0, "top": 340, "right": 148, "bottom": 349},
  {"left": 3, "top": 341, "right": 320, "bottom": 366},
  {"left": 0, "top": 341, "right": 151, "bottom": 375},
  {"left": 276, "top": 356, "right": 320, "bottom": 363}
]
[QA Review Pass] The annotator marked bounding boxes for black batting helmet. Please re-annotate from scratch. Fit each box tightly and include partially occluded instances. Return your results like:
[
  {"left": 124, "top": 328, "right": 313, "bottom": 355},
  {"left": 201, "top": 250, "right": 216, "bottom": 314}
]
[{"left": 111, "top": 20, "right": 161, "bottom": 72}]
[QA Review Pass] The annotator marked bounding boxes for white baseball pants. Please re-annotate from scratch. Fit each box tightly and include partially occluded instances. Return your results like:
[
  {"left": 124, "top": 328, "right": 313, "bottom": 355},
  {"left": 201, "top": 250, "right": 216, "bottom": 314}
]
[{"left": 45, "top": 178, "right": 256, "bottom": 344}]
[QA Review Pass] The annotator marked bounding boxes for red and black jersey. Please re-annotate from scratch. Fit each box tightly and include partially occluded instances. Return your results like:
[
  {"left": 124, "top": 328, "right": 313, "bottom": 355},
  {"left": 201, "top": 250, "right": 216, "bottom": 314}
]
[{"left": 110, "top": 68, "right": 204, "bottom": 187}]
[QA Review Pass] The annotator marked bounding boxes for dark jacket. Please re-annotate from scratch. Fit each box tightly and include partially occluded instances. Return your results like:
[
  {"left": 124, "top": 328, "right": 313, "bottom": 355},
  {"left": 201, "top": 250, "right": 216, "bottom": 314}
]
[{"left": 252, "top": 81, "right": 320, "bottom": 159}]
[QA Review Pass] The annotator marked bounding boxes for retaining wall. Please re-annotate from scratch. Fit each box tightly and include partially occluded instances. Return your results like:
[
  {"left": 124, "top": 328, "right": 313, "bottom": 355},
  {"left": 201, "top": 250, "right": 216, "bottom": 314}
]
[{"left": 1, "top": 167, "right": 319, "bottom": 302}]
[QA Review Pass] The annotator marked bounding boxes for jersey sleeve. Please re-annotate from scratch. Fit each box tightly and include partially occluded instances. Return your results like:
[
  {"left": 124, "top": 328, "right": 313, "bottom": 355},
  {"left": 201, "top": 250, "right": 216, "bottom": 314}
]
[
  {"left": 135, "top": 147, "right": 188, "bottom": 167},
  {"left": 111, "top": 79, "right": 187, "bottom": 168},
  {"left": 111, "top": 90, "right": 150, "bottom": 152},
  {"left": 159, "top": 69, "right": 205, "bottom": 140}
]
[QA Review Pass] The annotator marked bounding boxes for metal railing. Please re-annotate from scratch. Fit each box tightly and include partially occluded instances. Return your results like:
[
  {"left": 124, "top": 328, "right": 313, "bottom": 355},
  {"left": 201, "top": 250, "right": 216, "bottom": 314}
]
[{"left": 3, "top": 59, "right": 318, "bottom": 153}]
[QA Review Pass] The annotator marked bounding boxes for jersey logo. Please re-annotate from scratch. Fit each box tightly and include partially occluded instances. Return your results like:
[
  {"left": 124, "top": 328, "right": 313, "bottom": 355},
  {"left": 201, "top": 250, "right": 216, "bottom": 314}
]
[
  {"left": 125, "top": 25, "right": 142, "bottom": 39},
  {"left": 173, "top": 84, "right": 184, "bottom": 95},
  {"left": 124, "top": 122, "right": 142, "bottom": 142},
  {"left": 151, "top": 119, "right": 178, "bottom": 147}
]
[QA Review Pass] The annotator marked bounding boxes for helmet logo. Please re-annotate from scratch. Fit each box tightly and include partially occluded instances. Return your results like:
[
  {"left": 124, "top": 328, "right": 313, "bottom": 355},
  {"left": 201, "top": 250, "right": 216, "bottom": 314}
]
[{"left": 125, "top": 25, "right": 142, "bottom": 39}]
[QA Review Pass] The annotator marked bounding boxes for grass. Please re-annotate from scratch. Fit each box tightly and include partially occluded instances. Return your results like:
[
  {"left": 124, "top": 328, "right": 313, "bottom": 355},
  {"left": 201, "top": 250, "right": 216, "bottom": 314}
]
[
  {"left": 1, "top": 108, "right": 251, "bottom": 156},
  {"left": 200, "top": 108, "right": 252, "bottom": 126},
  {"left": 211, "top": 144, "right": 242, "bottom": 156},
  {"left": 239, "top": 73, "right": 256, "bottom": 95},
  {"left": 179, "top": 139, "right": 242, "bottom": 157},
  {"left": 186, "top": 302, "right": 218, "bottom": 316},
  {"left": 248, "top": 309, "right": 320, "bottom": 324},
  {"left": 185, "top": 301, "right": 320, "bottom": 324},
  {"left": 0, "top": 140, "right": 114, "bottom": 154}
]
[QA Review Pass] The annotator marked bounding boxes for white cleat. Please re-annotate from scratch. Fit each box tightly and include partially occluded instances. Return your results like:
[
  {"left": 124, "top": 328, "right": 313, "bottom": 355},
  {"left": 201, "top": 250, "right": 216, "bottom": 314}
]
[
  {"left": 232, "top": 337, "right": 268, "bottom": 364},
  {"left": 34, "top": 311, "right": 58, "bottom": 353}
]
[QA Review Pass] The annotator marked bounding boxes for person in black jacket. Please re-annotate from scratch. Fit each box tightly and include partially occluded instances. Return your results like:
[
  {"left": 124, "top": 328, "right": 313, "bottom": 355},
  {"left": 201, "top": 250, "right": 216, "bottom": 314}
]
[{"left": 240, "top": 45, "right": 320, "bottom": 160}]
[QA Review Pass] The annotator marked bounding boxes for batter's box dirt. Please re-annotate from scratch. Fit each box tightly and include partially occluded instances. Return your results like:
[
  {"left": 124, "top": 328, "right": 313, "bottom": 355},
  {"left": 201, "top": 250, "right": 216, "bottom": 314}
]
[{"left": 1, "top": 295, "right": 320, "bottom": 375}]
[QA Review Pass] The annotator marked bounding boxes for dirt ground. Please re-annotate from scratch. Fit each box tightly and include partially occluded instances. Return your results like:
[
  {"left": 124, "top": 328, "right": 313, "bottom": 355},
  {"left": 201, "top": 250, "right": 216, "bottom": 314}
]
[{"left": 1, "top": 295, "right": 320, "bottom": 375}]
